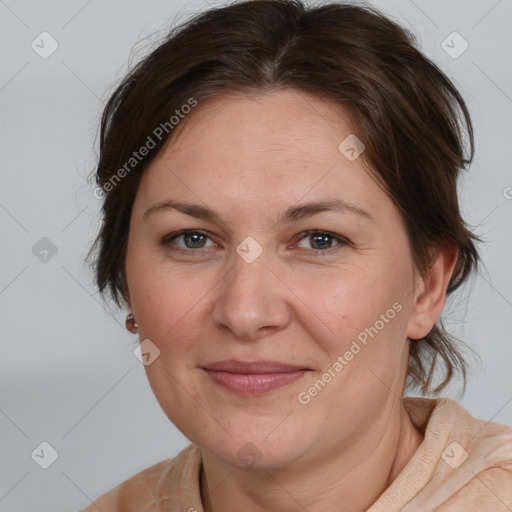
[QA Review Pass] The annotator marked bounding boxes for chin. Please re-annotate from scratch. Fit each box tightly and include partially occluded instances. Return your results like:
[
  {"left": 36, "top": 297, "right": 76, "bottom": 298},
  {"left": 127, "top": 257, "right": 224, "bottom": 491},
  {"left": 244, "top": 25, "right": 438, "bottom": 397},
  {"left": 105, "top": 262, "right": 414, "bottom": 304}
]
[
  {"left": 210, "top": 440, "right": 306, "bottom": 471},
  {"left": 194, "top": 418, "right": 315, "bottom": 471}
]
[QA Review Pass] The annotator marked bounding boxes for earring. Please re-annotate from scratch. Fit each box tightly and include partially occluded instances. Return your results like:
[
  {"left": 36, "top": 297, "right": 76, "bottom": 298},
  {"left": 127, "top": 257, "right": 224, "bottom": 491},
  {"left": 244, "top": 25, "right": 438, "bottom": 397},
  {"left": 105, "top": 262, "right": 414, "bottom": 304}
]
[{"left": 125, "top": 313, "right": 138, "bottom": 333}]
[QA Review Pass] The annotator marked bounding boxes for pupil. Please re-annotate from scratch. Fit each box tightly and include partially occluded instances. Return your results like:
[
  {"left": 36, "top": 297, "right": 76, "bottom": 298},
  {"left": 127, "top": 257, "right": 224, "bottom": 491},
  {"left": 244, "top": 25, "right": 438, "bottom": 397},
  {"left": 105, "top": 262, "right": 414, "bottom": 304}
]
[
  {"left": 186, "top": 232, "right": 205, "bottom": 248},
  {"left": 312, "top": 233, "right": 330, "bottom": 249}
]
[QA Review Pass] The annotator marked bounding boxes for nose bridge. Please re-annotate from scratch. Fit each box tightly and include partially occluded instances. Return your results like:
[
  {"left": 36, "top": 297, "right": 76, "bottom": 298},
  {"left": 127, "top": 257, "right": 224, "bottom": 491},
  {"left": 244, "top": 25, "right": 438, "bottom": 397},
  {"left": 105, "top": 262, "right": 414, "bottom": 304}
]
[
  {"left": 211, "top": 237, "right": 289, "bottom": 339},
  {"left": 231, "top": 238, "right": 270, "bottom": 293}
]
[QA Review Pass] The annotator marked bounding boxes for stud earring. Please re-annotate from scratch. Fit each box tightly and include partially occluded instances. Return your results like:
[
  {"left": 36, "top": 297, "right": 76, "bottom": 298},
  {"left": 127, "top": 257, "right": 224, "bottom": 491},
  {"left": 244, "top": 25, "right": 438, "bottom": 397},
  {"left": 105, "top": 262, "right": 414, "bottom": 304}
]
[{"left": 125, "top": 313, "right": 138, "bottom": 333}]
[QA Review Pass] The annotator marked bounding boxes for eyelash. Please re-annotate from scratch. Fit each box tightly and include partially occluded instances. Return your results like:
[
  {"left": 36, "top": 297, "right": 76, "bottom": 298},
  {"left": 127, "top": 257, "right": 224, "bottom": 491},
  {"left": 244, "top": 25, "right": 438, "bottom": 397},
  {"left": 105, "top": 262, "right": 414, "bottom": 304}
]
[{"left": 160, "top": 229, "right": 351, "bottom": 257}]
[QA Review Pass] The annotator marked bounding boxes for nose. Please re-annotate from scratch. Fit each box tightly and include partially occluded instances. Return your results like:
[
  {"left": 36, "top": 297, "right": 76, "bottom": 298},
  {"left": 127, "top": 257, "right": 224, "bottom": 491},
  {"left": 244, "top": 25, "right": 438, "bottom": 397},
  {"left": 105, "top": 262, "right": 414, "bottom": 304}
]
[{"left": 211, "top": 245, "right": 291, "bottom": 341}]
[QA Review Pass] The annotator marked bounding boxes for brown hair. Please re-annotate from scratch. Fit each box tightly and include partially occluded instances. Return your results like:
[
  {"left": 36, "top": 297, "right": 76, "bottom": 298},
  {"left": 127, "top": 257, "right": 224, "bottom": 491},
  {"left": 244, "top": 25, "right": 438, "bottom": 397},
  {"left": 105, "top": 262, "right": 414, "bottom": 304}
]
[{"left": 87, "top": 0, "right": 480, "bottom": 395}]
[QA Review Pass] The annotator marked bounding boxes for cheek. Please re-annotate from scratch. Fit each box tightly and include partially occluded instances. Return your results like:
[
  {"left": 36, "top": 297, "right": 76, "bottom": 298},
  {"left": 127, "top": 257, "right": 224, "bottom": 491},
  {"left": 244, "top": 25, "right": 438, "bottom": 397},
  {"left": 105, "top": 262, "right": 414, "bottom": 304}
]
[
  {"left": 294, "top": 272, "right": 410, "bottom": 404},
  {"left": 126, "top": 245, "right": 210, "bottom": 338},
  {"left": 288, "top": 264, "right": 408, "bottom": 350}
]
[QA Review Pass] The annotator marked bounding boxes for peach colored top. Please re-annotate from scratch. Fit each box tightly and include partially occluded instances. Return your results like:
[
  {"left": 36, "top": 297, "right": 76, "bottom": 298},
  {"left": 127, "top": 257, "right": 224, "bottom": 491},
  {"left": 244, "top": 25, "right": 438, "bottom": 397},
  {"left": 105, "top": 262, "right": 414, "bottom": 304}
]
[{"left": 80, "top": 397, "right": 512, "bottom": 511}]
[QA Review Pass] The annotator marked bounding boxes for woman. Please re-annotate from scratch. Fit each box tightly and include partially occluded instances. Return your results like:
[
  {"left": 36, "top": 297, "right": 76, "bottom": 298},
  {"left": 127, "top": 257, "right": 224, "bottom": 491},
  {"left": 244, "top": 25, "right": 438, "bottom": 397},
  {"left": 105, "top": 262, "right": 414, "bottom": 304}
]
[{"left": 82, "top": 1, "right": 512, "bottom": 510}]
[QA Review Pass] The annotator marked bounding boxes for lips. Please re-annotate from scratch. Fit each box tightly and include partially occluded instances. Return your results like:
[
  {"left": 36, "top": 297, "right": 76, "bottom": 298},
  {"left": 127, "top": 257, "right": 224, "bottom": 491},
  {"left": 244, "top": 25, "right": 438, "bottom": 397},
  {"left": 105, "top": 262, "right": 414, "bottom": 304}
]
[
  {"left": 202, "top": 359, "right": 309, "bottom": 373},
  {"left": 201, "top": 359, "right": 311, "bottom": 395}
]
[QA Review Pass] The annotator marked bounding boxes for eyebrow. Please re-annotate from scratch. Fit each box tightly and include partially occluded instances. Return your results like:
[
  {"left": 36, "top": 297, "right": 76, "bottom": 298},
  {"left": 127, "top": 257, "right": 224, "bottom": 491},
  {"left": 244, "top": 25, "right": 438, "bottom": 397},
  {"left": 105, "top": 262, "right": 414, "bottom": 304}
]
[{"left": 143, "top": 198, "right": 373, "bottom": 225}]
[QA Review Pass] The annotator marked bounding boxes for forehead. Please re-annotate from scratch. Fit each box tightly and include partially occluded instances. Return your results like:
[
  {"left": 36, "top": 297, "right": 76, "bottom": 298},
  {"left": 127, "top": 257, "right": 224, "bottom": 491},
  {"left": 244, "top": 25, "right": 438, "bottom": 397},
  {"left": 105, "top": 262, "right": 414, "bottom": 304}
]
[
  {"left": 133, "top": 89, "right": 392, "bottom": 224},
  {"left": 164, "top": 89, "right": 354, "bottom": 165}
]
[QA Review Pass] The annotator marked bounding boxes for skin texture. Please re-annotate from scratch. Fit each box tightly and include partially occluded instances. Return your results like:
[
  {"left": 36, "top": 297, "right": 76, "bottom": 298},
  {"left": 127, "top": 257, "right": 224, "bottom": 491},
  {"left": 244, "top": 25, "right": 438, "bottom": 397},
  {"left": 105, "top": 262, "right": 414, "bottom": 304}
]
[{"left": 124, "top": 89, "right": 457, "bottom": 512}]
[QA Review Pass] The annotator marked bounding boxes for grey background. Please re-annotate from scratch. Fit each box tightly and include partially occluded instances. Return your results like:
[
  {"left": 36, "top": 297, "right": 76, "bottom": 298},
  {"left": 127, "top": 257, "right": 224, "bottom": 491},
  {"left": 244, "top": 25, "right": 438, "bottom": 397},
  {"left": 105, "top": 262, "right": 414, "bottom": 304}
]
[{"left": 0, "top": 0, "right": 511, "bottom": 510}]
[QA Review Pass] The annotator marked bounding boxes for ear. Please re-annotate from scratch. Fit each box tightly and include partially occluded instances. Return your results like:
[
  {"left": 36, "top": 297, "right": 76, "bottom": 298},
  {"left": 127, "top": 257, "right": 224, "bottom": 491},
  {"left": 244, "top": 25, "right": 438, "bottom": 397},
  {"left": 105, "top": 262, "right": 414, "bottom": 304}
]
[{"left": 406, "top": 240, "right": 458, "bottom": 340}]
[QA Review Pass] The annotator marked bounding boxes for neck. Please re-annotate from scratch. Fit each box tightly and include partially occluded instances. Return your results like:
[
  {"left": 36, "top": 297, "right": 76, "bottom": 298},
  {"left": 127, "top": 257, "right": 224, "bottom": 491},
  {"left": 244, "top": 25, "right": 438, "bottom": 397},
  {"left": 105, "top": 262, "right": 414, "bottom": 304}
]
[{"left": 200, "top": 402, "right": 424, "bottom": 512}]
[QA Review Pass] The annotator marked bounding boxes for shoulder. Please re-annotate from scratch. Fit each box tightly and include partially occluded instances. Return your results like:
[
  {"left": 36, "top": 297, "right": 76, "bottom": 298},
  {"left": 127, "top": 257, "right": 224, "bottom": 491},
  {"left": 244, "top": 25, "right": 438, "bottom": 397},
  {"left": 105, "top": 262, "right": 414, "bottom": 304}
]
[
  {"left": 404, "top": 396, "right": 512, "bottom": 447},
  {"left": 403, "top": 397, "right": 512, "bottom": 510},
  {"left": 413, "top": 396, "right": 512, "bottom": 475},
  {"left": 436, "top": 466, "right": 512, "bottom": 511},
  {"left": 79, "top": 458, "right": 174, "bottom": 512},
  {"left": 79, "top": 444, "right": 200, "bottom": 512}
]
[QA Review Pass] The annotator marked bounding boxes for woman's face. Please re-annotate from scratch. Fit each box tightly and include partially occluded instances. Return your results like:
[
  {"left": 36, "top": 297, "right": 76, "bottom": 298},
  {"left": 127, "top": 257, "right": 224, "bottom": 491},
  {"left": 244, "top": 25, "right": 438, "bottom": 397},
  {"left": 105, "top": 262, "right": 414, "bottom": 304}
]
[{"left": 125, "top": 90, "right": 424, "bottom": 469}]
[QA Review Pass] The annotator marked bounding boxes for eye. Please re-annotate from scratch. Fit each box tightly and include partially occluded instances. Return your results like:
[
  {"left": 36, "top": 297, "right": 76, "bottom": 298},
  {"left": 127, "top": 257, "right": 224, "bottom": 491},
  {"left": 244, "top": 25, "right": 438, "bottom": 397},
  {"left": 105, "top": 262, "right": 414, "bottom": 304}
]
[
  {"left": 161, "top": 230, "right": 216, "bottom": 252},
  {"left": 161, "top": 229, "right": 351, "bottom": 256},
  {"left": 294, "top": 230, "right": 350, "bottom": 254}
]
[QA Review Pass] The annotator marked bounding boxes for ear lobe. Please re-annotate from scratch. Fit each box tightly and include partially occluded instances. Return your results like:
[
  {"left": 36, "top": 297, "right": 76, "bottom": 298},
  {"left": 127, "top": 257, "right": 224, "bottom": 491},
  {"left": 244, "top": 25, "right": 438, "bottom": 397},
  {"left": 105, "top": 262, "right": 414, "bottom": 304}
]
[{"left": 406, "top": 241, "right": 458, "bottom": 340}]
